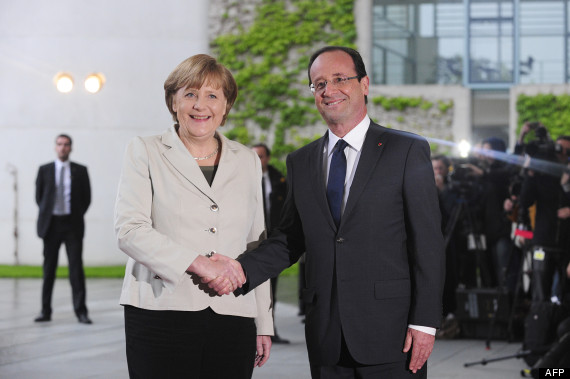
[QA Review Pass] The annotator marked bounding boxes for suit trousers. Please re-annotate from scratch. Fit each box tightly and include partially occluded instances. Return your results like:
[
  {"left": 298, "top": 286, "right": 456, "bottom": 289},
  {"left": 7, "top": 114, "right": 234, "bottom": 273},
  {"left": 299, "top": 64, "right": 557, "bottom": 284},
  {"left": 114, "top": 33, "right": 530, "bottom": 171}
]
[
  {"left": 309, "top": 333, "right": 427, "bottom": 379},
  {"left": 531, "top": 246, "right": 566, "bottom": 302},
  {"left": 41, "top": 215, "right": 87, "bottom": 317},
  {"left": 124, "top": 306, "right": 257, "bottom": 379}
]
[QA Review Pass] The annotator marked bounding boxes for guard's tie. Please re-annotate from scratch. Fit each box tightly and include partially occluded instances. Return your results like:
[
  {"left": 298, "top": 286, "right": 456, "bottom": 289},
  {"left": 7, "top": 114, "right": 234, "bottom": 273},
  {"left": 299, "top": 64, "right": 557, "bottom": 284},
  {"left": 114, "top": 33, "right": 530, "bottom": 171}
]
[{"left": 54, "top": 166, "right": 66, "bottom": 214}]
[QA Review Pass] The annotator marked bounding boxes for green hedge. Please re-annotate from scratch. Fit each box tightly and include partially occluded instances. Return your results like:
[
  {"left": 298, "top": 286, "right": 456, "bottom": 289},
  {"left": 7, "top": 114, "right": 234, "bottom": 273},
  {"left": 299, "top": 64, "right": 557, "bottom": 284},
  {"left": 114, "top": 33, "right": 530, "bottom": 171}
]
[
  {"left": 517, "top": 93, "right": 570, "bottom": 139},
  {"left": 214, "top": 0, "right": 356, "bottom": 168}
]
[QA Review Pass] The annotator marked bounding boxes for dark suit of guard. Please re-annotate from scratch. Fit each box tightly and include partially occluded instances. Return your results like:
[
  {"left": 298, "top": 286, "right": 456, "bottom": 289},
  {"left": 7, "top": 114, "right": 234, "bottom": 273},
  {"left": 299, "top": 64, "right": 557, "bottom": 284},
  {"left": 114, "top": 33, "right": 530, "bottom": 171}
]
[
  {"left": 238, "top": 122, "right": 445, "bottom": 376},
  {"left": 264, "top": 164, "right": 289, "bottom": 343},
  {"left": 265, "top": 165, "right": 287, "bottom": 234},
  {"left": 35, "top": 146, "right": 91, "bottom": 323}
]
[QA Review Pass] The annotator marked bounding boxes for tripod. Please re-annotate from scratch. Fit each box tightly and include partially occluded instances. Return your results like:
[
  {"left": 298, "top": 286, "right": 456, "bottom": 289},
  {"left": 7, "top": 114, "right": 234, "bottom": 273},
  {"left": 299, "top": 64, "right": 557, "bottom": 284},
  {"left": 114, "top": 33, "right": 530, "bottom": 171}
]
[
  {"left": 462, "top": 238, "right": 535, "bottom": 368},
  {"left": 444, "top": 193, "right": 492, "bottom": 289},
  {"left": 444, "top": 189, "right": 515, "bottom": 350},
  {"left": 464, "top": 349, "right": 531, "bottom": 368}
]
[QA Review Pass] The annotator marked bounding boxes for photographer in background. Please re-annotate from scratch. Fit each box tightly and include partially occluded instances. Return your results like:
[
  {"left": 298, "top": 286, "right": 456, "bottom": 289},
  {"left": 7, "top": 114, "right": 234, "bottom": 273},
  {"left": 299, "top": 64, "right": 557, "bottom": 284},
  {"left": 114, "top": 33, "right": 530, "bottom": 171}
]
[
  {"left": 518, "top": 130, "right": 570, "bottom": 303},
  {"left": 432, "top": 155, "right": 460, "bottom": 338},
  {"left": 462, "top": 138, "right": 518, "bottom": 289},
  {"left": 444, "top": 154, "right": 488, "bottom": 289},
  {"left": 480, "top": 138, "right": 518, "bottom": 290}
]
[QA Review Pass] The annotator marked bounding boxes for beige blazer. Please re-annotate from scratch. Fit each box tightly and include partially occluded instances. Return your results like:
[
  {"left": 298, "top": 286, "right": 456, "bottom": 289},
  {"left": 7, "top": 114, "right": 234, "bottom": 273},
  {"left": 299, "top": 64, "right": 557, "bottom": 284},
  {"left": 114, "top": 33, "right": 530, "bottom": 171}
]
[{"left": 114, "top": 126, "right": 273, "bottom": 335}]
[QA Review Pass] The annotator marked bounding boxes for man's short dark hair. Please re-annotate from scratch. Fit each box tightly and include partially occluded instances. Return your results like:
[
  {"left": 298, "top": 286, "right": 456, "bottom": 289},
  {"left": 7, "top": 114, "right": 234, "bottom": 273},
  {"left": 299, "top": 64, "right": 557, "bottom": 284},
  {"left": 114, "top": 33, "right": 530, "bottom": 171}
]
[
  {"left": 56, "top": 134, "right": 72, "bottom": 146},
  {"left": 431, "top": 154, "right": 450, "bottom": 169},
  {"left": 556, "top": 135, "right": 570, "bottom": 143},
  {"left": 252, "top": 143, "right": 270, "bottom": 157},
  {"left": 307, "top": 46, "right": 368, "bottom": 104}
]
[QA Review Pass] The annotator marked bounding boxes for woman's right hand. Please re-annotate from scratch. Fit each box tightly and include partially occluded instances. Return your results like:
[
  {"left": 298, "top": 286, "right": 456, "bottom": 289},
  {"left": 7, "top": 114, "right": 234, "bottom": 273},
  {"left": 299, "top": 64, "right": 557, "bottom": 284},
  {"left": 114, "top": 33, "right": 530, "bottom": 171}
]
[{"left": 187, "top": 254, "right": 245, "bottom": 295}]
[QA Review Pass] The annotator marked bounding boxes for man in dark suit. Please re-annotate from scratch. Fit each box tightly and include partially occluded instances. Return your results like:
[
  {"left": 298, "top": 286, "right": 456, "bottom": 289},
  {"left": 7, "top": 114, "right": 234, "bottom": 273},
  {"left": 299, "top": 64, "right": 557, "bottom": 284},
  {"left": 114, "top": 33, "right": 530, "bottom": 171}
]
[
  {"left": 35, "top": 134, "right": 92, "bottom": 324},
  {"left": 208, "top": 46, "right": 445, "bottom": 378},
  {"left": 252, "top": 143, "right": 290, "bottom": 344}
]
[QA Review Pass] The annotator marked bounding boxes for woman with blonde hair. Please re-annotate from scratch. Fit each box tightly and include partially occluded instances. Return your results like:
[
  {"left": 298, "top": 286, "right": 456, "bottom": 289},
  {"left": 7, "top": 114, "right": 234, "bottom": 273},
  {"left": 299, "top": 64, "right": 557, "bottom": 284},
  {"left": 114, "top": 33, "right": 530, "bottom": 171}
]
[{"left": 115, "top": 54, "right": 273, "bottom": 378}]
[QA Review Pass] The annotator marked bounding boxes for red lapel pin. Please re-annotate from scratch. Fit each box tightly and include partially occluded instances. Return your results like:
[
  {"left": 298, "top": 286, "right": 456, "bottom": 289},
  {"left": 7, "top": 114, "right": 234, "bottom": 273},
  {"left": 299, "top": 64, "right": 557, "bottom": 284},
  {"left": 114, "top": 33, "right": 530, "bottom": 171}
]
[{"left": 378, "top": 142, "right": 383, "bottom": 146}]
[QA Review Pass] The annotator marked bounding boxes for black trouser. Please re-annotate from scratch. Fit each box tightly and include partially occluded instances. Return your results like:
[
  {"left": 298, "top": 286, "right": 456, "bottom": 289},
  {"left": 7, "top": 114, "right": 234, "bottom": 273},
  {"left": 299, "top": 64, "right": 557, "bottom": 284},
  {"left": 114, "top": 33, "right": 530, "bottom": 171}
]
[
  {"left": 41, "top": 215, "right": 87, "bottom": 317},
  {"left": 531, "top": 246, "right": 566, "bottom": 302},
  {"left": 309, "top": 333, "right": 427, "bottom": 379},
  {"left": 124, "top": 306, "right": 257, "bottom": 379}
]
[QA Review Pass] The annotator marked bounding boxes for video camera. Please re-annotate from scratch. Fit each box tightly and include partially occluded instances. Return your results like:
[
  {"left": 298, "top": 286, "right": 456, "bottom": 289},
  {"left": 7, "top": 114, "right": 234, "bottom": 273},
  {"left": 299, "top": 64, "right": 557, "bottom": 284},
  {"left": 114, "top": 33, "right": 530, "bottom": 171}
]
[
  {"left": 447, "top": 157, "right": 484, "bottom": 201},
  {"left": 521, "top": 122, "right": 561, "bottom": 161}
]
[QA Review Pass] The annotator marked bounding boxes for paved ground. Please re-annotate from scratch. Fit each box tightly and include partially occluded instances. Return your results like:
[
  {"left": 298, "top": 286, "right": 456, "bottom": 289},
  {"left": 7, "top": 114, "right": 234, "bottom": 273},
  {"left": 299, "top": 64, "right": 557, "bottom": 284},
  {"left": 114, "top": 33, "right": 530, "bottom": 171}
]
[{"left": 0, "top": 278, "right": 530, "bottom": 378}]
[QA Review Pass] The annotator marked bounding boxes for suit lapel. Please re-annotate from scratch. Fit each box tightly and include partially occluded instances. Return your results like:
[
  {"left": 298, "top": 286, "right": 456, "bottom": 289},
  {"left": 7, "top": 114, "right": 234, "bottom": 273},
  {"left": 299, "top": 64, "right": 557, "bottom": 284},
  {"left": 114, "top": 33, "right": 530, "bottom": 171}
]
[
  {"left": 342, "top": 122, "right": 387, "bottom": 225},
  {"left": 311, "top": 132, "right": 338, "bottom": 231},
  {"left": 161, "top": 126, "right": 215, "bottom": 199}
]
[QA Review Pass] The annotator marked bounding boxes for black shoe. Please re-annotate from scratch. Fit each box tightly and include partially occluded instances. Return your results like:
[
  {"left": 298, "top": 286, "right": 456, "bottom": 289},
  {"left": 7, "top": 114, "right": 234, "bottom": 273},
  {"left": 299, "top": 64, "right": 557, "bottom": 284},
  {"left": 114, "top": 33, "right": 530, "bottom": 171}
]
[
  {"left": 78, "top": 314, "right": 92, "bottom": 324},
  {"left": 34, "top": 313, "right": 51, "bottom": 322},
  {"left": 271, "top": 335, "right": 290, "bottom": 344}
]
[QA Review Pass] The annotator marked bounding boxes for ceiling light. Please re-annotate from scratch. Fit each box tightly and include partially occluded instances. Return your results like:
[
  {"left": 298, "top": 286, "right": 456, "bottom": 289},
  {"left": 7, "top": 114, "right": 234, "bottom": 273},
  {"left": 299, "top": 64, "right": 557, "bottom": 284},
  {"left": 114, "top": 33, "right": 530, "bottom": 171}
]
[
  {"left": 84, "top": 73, "right": 105, "bottom": 93},
  {"left": 54, "top": 73, "right": 74, "bottom": 93}
]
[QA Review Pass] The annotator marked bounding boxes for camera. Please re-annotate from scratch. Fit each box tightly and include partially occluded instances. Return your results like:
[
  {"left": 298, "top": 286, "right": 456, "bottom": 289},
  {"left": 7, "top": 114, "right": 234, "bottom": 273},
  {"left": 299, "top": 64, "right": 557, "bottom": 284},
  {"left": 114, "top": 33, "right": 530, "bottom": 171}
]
[
  {"left": 521, "top": 123, "right": 558, "bottom": 161},
  {"left": 448, "top": 158, "right": 483, "bottom": 199}
]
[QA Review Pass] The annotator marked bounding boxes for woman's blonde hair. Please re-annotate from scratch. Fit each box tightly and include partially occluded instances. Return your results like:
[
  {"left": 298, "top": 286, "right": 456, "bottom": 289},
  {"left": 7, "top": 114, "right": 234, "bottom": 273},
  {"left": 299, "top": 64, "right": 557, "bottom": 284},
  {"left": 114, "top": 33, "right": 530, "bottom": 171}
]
[{"left": 164, "top": 54, "right": 238, "bottom": 126}]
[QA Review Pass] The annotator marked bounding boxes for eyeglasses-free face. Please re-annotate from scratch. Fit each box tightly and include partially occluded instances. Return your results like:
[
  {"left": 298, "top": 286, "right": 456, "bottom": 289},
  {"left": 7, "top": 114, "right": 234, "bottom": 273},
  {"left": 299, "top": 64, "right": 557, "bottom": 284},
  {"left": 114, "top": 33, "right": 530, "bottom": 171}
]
[{"left": 309, "top": 75, "right": 359, "bottom": 94}]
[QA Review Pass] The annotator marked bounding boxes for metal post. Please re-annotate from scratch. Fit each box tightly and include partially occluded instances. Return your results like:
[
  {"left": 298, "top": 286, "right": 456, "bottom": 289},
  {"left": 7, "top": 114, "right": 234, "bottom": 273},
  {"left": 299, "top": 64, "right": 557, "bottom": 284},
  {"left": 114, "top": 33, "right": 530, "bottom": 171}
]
[{"left": 6, "top": 163, "right": 19, "bottom": 265}]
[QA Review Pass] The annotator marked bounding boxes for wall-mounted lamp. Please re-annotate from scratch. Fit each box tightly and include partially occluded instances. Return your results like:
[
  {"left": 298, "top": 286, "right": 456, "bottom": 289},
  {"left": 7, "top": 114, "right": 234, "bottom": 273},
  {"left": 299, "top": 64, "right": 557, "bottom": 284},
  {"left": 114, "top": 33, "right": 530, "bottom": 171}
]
[
  {"left": 54, "top": 72, "right": 74, "bottom": 93},
  {"left": 84, "top": 73, "right": 105, "bottom": 93}
]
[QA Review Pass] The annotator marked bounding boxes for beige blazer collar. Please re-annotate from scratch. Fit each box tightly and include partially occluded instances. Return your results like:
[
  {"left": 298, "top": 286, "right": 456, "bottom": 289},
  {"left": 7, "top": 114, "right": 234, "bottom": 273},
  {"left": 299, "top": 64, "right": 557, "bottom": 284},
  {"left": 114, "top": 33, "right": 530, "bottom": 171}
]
[{"left": 160, "top": 125, "right": 239, "bottom": 199}]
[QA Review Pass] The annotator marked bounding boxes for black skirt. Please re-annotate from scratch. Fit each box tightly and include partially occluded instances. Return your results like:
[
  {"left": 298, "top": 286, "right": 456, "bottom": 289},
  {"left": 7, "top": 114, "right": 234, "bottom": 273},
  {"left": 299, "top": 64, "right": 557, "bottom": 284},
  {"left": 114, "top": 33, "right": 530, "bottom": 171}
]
[{"left": 124, "top": 305, "right": 257, "bottom": 379}]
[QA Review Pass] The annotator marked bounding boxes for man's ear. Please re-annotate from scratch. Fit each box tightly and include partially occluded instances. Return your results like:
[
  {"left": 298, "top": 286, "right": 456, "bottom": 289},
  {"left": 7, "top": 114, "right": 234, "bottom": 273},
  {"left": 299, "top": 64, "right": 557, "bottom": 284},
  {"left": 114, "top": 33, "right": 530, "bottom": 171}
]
[{"left": 361, "top": 75, "right": 370, "bottom": 96}]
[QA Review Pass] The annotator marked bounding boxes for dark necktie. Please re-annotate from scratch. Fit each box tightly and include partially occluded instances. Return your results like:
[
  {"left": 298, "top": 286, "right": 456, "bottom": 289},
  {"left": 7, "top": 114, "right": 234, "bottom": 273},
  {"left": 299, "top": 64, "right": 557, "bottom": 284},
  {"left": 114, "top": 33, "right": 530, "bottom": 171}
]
[{"left": 327, "top": 139, "right": 348, "bottom": 227}]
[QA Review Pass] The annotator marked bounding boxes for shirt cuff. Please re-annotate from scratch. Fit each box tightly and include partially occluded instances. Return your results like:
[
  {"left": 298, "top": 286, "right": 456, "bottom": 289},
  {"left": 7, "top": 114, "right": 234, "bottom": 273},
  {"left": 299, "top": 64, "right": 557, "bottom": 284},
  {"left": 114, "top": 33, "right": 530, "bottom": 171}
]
[{"left": 408, "top": 324, "right": 436, "bottom": 336}]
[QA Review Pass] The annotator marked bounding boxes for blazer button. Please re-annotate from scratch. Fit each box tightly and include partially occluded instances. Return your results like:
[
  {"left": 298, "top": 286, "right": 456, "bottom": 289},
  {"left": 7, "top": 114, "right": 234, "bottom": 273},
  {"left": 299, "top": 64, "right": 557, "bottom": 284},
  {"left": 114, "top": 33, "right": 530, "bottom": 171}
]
[
  {"left": 336, "top": 237, "right": 344, "bottom": 244},
  {"left": 209, "top": 227, "right": 217, "bottom": 234},
  {"left": 153, "top": 275, "right": 161, "bottom": 280},
  {"left": 210, "top": 204, "right": 219, "bottom": 212}
]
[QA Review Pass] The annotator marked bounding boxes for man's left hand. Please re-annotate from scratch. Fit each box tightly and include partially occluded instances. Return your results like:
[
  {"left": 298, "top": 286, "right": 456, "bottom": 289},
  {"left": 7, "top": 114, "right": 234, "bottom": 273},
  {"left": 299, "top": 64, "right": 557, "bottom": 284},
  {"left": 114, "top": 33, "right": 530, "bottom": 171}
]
[{"left": 402, "top": 328, "right": 435, "bottom": 373}]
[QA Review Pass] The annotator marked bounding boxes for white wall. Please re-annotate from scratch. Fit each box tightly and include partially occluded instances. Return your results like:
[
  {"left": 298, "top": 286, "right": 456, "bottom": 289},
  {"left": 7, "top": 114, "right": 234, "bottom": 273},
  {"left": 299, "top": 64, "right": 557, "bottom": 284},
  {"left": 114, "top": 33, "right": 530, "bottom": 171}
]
[{"left": 0, "top": 0, "right": 209, "bottom": 265}]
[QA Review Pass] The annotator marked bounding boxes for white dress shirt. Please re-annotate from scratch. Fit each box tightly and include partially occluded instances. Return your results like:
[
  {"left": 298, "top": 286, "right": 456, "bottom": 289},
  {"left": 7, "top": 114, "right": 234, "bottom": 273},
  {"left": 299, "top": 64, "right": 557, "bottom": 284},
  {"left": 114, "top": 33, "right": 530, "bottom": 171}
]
[{"left": 323, "top": 115, "right": 436, "bottom": 336}]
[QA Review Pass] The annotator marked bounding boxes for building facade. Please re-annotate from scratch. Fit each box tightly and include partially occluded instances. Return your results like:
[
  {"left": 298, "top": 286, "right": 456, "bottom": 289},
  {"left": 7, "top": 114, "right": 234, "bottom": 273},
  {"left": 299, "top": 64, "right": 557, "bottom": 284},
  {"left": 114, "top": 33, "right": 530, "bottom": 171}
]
[{"left": 361, "top": 0, "right": 570, "bottom": 145}]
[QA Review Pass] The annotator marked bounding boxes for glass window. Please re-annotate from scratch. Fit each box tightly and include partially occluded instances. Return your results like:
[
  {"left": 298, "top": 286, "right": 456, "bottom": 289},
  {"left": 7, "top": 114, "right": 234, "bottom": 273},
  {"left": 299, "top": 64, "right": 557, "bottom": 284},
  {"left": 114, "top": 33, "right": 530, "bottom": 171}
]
[
  {"left": 468, "top": 0, "right": 515, "bottom": 84},
  {"left": 371, "top": 0, "right": 570, "bottom": 86},
  {"left": 519, "top": 0, "right": 565, "bottom": 84},
  {"left": 372, "top": 0, "right": 464, "bottom": 85}
]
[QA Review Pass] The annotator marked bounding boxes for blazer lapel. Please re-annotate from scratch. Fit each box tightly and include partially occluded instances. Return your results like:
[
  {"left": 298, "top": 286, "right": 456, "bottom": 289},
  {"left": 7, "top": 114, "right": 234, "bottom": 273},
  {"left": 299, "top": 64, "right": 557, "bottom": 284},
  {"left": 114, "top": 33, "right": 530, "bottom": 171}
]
[
  {"left": 161, "top": 126, "right": 215, "bottom": 199},
  {"left": 342, "top": 122, "right": 387, "bottom": 224}
]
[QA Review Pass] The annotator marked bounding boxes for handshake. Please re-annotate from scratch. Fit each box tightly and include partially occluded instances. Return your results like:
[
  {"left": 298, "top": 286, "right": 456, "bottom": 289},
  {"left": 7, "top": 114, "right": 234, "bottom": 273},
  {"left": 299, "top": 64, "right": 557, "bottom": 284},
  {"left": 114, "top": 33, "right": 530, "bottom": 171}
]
[{"left": 187, "top": 253, "right": 246, "bottom": 296}]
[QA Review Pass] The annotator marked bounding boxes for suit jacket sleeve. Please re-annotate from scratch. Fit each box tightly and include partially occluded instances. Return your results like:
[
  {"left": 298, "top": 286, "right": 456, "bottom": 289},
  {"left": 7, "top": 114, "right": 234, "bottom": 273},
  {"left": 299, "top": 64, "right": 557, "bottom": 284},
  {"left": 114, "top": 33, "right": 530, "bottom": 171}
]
[
  {"left": 403, "top": 138, "right": 445, "bottom": 327},
  {"left": 35, "top": 166, "right": 44, "bottom": 207},
  {"left": 238, "top": 154, "right": 306, "bottom": 292},
  {"left": 247, "top": 155, "right": 274, "bottom": 335},
  {"left": 78, "top": 164, "right": 91, "bottom": 214},
  {"left": 84, "top": 166, "right": 91, "bottom": 212}
]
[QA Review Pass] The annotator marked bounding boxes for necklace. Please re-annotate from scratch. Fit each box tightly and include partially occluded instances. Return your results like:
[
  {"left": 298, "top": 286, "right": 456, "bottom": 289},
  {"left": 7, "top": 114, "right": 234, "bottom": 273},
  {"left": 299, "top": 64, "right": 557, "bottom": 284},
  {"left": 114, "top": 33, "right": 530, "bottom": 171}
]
[{"left": 193, "top": 141, "right": 219, "bottom": 161}]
